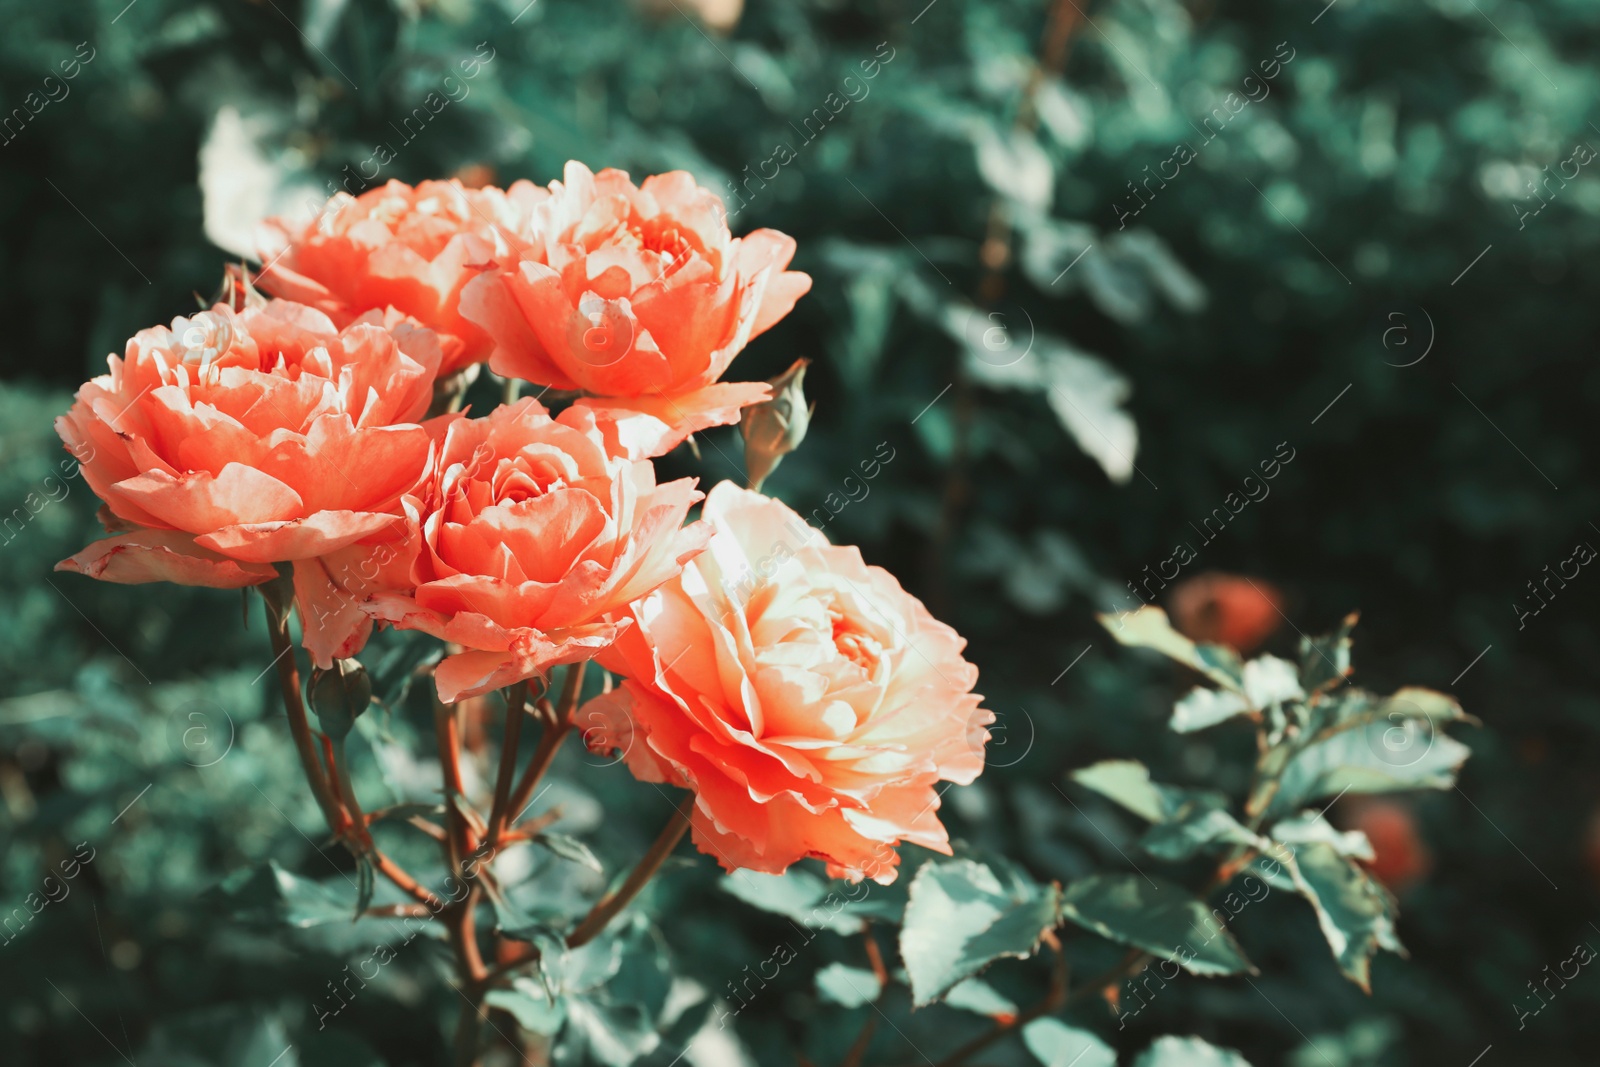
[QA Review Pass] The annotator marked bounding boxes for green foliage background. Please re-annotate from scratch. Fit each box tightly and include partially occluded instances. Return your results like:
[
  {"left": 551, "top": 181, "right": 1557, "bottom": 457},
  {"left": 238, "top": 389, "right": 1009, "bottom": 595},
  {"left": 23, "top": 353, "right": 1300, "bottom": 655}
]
[{"left": 2, "top": 0, "right": 1598, "bottom": 1063}]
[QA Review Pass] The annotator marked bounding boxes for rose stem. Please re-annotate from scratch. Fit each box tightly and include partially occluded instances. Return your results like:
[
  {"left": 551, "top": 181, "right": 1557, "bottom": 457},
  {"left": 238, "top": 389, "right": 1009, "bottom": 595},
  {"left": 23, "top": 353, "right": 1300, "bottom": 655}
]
[
  {"left": 262, "top": 571, "right": 444, "bottom": 921},
  {"left": 840, "top": 929, "right": 890, "bottom": 1067},
  {"left": 434, "top": 696, "right": 475, "bottom": 864},
  {"left": 435, "top": 690, "right": 489, "bottom": 1067},
  {"left": 260, "top": 568, "right": 347, "bottom": 836},
  {"left": 372, "top": 851, "right": 443, "bottom": 909},
  {"left": 485, "top": 680, "right": 530, "bottom": 847},
  {"left": 566, "top": 792, "right": 694, "bottom": 949},
  {"left": 503, "top": 661, "right": 586, "bottom": 830}
]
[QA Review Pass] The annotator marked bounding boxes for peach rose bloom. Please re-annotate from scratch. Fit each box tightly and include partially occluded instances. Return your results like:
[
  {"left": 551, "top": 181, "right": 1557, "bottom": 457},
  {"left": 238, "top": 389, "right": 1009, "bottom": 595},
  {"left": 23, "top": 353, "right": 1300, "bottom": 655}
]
[
  {"left": 363, "top": 397, "right": 710, "bottom": 703},
  {"left": 582, "top": 483, "right": 990, "bottom": 883},
  {"left": 57, "top": 302, "right": 442, "bottom": 606},
  {"left": 460, "top": 162, "right": 811, "bottom": 458},
  {"left": 257, "top": 179, "right": 542, "bottom": 376}
]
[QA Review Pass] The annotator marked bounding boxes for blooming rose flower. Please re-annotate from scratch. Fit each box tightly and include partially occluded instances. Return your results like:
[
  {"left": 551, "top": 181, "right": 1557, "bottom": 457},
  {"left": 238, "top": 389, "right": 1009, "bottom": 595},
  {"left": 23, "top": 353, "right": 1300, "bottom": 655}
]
[
  {"left": 460, "top": 162, "right": 812, "bottom": 458},
  {"left": 257, "top": 179, "right": 543, "bottom": 376},
  {"left": 55, "top": 301, "right": 444, "bottom": 656},
  {"left": 581, "top": 483, "right": 990, "bottom": 883},
  {"left": 363, "top": 396, "right": 710, "bottom": 703}
]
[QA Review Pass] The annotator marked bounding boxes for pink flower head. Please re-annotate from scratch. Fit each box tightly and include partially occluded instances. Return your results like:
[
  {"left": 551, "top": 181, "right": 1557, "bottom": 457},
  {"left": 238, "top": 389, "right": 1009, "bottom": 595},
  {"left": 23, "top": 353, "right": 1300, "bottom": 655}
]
[
  {"left": 257, "top": 179, "right": 545, "bottom": 376},
  {"left": 364, "top": 397, "right": 711, "bottom": 703},
  {"left": 461, "top": 162, "right": 812, "bottom": 458},
  {"left": 582, "top": 483, "right": 990, "bottom": 884},
  {"left": 57, "top": 300, "right": 443, "bottom": 576}
]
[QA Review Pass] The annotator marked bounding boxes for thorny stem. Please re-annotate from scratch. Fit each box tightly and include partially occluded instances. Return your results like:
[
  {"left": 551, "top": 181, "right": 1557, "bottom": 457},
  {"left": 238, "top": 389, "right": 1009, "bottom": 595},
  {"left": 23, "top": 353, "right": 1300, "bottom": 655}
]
[
  {"left": 486, "top": 680, "right": 530, "bottom": 847},
  {"left": 504, "top": 661, "right": 587, "bottom": 831},
  {"left": 329, "top": 737, "right": 373, "bottom": 850},
  {"left": 438, "top": 689, "right": 489, "bottom": 1067},
  {"left": 435, "top": 696, "right": 475, "bottom": 865},
  {"left": 470, "top": 794, "right": 693, "bottom": 995},
  {"left": 840, "top": 928, "right": 892, "bottom": 1067},
  {"left": 372, "top": 850, "right": 445, "bottom": 910},
  {"left": 261, "top": 570, "right": 347, "bottom": 837},
  {"left": 566, "top": 792, "right": 694, "bottom": 949}
]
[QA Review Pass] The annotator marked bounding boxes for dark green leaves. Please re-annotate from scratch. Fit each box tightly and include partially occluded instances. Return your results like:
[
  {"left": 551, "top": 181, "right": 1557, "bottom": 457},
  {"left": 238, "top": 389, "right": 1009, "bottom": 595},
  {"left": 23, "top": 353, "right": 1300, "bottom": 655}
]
[
  {"left": 1134, "top": 1035, "right": 1254, "bottom": 1066},
  {"left": 721, "top": 867, "right": 903, "bottom": 935},
  {"left": 534, "top": 832, "right": 604, "bottom": 874},
  {"left": 1069, "top": 760, "right": 1256, "bottom": 861},
  {"left": 1059, "top": 874, "right": 1254, "bottom": 976},
  {"left": 1100, "top": 607, "right": 1245, "bottom": 692},
  {"left": 1269, "top": 691, "right": 1472, "bottom": 817},
  {"left": 899, "top": 858, "right": 1062, "bottom": 1007},
  {"left": 210, "top": 862, "right": 357, "bottom": 929},
  {"left": 815, "top": 963, "right": 881, "bottom": 1008},
  {"left": 1023, "top": 1019, "right": 1117, "bottom": 1067},
  {"left": 1269, "top": 837, "right": 1403, "bottom": 992},
  {"left": 1299, "top": 612, "right": 1357, "bottom": 694}
]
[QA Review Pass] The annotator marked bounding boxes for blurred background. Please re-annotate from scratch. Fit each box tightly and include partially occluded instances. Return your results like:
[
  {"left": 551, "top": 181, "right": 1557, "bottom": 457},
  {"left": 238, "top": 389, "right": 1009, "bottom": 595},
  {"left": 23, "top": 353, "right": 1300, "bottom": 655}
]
[{"left": 2, "top": 0, "right": 1598, "bottom": 1064}]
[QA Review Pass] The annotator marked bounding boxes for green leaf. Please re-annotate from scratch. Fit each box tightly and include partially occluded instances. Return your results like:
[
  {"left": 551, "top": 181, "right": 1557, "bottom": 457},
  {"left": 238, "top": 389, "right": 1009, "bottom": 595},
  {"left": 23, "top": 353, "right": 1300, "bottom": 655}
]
[
  {"left": 721, "top": 868, "right": 901, "bottom": 934},
  {"left": 944, "top": 977, "right": 1018, "bottom": 1018},
  {"left": 1059, "top": 874, "right": 1255, "bottom": 976},
  {"left": 1100, "top": 607, "right": 1245, "bottom": 692},
  {"left": 1299, "top": 612, "right": 1358, "bottom": 694},
  {"left": 900, "top": 858, "right": 1062, "bottom": 1007},
  {"left": 1242, "top": 655, "right": 1305, "bottom": 709},
  {"left": 1269, "top": 840, "right": 1403, "bottom": 991},
  {"left": 1271, "top": 810, "right": 1374, "bottom": 861},
  {"left": 535, "top": 832, "right": 604, "bottom": 874},
  {"left": 1070, "top": 760, "right": 1227, "bottom": 824},
  {"left": 1140, "top": 804, "right": 1265, "bottom": 863},
  {"left": 485, "top": 978, "right": 566, "bottom": 1036},
  {"left": 1171, "top": 687, "right": 1252, "bottom": 733},
  {"left": 1270, "top": 716, "right": 1472, "bottom": 816},
  {"left": 209, "top": 862, "right": 353, "bottom": 929},
  {"left": 564, "top": 997, "right": 660, "bottom": 1067},
  {"left": 353, "top": 855, "right": 375, "bottom": 919},
  {"left": 815, "top": 963, "right": 881, "bottom": 1008},
  {"left": 1134, "top": 1035, "right": 1255, "bottom": 1066},
  {"left": 1023, "top": 1018, "right": 1117, "bottom": 1067},
  {"left": 1306, "top": 686, "right": 1470, "bottom": 743}
]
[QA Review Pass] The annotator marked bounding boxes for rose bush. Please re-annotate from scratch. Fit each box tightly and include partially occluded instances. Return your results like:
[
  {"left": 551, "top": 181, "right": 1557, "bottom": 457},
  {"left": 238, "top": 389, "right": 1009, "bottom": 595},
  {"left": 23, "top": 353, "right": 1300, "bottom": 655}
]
[
  {"left": 460, "top": 162, "right": 812, "bottom": 457},
  {"left": 581, "top": 482, "right": 990, "bottom": 884}
]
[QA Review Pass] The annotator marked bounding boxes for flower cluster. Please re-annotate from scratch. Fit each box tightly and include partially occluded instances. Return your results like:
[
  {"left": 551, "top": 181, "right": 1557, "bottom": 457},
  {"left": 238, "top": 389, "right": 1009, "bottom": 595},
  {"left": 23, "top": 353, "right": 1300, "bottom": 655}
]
[{"left": 57, "top": 163, "right": 986, "bottom": 882}]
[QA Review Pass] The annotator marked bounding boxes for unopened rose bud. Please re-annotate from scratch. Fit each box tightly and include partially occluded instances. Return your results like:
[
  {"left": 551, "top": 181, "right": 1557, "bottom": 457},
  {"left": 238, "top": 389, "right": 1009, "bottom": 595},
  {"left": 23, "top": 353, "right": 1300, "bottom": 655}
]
[
  {"left": 307, "top": 658, "right": 372, "bottom": 741},
  {"left": 207, "top": 262, "right": 266, "bottom": 313},
  {"left": 740, "top": 358, "right": 812, "bottom": 491}
]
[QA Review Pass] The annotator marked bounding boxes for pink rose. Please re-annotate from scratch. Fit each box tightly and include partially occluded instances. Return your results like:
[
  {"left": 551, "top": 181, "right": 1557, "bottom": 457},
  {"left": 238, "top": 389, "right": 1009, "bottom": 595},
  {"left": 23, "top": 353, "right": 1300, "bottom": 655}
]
[
  {"left": 583, "top": 483, "right": 990, "bottom": 883},
  {"left": 55, "top": 301, "right": 444, "bottom": 660},
  {"left": 461, "top": 162, "right": 811, "bottom": 458},
  {"left": 364, "top": 397, "right": 710, "bottom": 703},
  {"left": 257, "top": 179, "right": 544, "bottom": 376}
]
